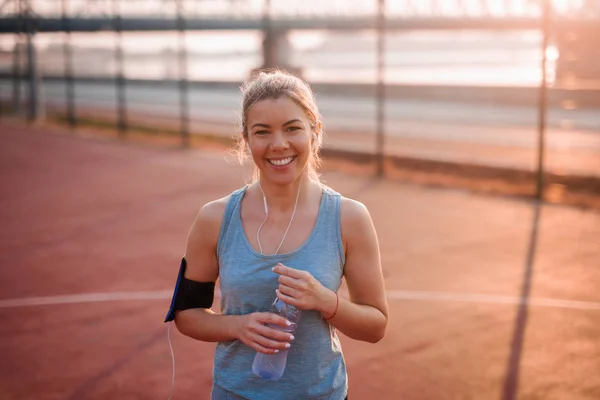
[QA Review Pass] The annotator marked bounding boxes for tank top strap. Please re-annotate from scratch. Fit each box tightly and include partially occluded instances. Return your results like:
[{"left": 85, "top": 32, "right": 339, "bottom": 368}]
[
  {"left": 315, "top": 185, "right": 346, "bottom": 266},
  {"left": 216, "top": 186, "right": 246, "bottom": 260}
]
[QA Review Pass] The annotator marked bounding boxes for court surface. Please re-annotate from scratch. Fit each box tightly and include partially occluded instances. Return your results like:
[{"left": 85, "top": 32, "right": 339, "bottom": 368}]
[{"left": 1, "top": 123, "right": 599, "bottom": 400}]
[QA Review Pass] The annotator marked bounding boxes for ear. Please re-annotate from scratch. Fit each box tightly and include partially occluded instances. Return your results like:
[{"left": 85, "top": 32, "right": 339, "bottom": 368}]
[
  {"left": 314, "top": 120, "right": 323, "bottom": 135},
  {"left": 311, "top": 121, "right": 322, "bottom": 147}
]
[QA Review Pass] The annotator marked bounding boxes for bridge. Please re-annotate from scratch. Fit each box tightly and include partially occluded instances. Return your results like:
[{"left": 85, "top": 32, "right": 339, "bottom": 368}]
[{"left": 1, "top": 0, "right": 600, "bottom": 81}]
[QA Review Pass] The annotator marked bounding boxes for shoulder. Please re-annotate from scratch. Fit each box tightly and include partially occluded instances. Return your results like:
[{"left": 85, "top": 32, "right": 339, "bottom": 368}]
[
  {"left": 194, "top": 196, "right": 229, "bottom": 229},
  {"left": 340, "top": 196, "right": 371, "bottom": 229},
  {"left": 197, "top": 195, "right": 230, "bottom": 225},
  {"left": 318, "top": 183, "right": 372, "bottom": 229},
  {"left": 184, "top": 193, "right": 237, "bottom": 281},
  {"left": 339, "top": 196, "right": 376, "bottom": 248},
  {"left": 187, "top": 189, "right": 241, "bottom": 246}
]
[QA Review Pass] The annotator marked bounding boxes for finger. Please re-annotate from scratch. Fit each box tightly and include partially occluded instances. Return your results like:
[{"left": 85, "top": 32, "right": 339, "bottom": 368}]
[
  {"left": 278, "top": 275, "right": 303, "bottom": 289},
  {"left": 256, "top": 324, "right": 295, "bottom": 343},
  {"left": 272, "top": 263, "right": 305, "bottom": 279},
  {"left": 251, "top": 331, "right": 291, "bottom": 351},
  {"left": 247, "top": 338, "right": 282, "bottom": 355},
  {"left": 276, "top": 290, "right": 299, "bottom": 308},
  {"left": 257, "top": 312, "right": 291, "bottom": 329},
  {"left": 277, "top": 284, "right": 297, "bottom": 299}
]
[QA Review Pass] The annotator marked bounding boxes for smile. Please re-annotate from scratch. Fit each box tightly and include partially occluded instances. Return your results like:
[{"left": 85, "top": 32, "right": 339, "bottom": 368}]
[{"left": 268, "top": 156, "right": 296, "bottom": 167}]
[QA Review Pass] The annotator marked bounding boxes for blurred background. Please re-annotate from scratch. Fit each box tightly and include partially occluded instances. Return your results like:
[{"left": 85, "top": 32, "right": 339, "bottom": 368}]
[
  {"left": 1, "top": 0, "right": 599, "bottom": 187},
  {"left": 2, "top": 2, "right": 600, "bottom": 400}
]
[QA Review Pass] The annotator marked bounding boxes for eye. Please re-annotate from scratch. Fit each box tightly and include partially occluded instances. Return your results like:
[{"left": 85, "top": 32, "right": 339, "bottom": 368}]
[
  {"left": 254, "top": 130, "right": 269, "bottom": 135},
  {"left": 286, "top": 126, "right": 302, "bottom": 132}
]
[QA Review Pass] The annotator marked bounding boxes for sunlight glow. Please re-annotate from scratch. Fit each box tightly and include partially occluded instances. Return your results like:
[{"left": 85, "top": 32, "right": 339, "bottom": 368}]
[
  {"left": 546, "top": 45, "right": 560, "bottom": 62},
  {"left": 550, "top": 0, "right": 586, "bottom": 14}
]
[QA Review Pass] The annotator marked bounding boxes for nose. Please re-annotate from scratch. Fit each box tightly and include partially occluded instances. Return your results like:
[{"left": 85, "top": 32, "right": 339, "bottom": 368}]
[{"left": 270, "top": 131, "right": 289, "bottom": 151}]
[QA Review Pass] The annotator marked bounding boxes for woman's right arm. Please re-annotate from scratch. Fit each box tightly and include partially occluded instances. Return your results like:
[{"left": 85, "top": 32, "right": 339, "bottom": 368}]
[{"left": 174, "top": 198, "right": 294, "bottom": 354}]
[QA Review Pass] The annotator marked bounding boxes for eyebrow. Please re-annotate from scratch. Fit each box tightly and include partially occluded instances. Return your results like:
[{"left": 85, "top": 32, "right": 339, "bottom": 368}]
[{"left": 250, "top": 119, "right": 303, "bottom": 129}]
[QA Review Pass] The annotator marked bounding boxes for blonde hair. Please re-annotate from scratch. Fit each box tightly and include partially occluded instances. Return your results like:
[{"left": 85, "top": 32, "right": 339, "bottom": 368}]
[{"left": 236, "top": 69, "right": 323, "bottom": 182}]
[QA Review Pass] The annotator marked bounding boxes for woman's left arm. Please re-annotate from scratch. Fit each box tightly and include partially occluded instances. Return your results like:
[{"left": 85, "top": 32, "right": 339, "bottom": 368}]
[{"left": 275, "top": 198, "right": 388, "bottom": 343}]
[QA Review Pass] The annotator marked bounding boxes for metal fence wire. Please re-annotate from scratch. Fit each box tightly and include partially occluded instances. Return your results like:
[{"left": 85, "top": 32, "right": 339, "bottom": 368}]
[{"left": 2, "top": 0, "right": 600, "bottom": 196}]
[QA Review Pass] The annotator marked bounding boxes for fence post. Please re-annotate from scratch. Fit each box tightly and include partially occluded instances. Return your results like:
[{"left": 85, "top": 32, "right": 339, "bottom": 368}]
[
  {"left": 62, "top": 0, "right": 76, "bottom": 130},
  {"left": 262, "top": 0, "right": 271, "bottom": 71},
  {"left": 376, "top": 0, "right": 386, "bottom": 177},
  {"left": 536, "top": 0, "right": 550, "bottom": 200},
  {"left": 113, "top": 0, "right": 127, "bottom": 137},
  {"left": 12, "top": 0, "right": 23, "bottom": 115},
  {"left": 22, "top": 0, "right": 42, "bottom": 122},
  {"left": 25, "top": 25, "right": 39, "bottom": 122},
  {"left": 176, "top": 0, "right": 190, "bottom": 148}
]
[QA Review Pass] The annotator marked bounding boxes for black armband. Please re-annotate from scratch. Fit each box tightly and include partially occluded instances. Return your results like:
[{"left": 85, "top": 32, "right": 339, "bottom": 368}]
[{"left": 164, "top": 257, "right": 216, "bottom": 322}]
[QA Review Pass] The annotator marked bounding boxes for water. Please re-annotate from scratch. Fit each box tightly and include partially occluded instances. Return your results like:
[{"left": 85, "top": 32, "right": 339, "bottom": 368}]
[
  {"left": 252, "top": 348, "right": 290, "bottom": 381},
  {"left": 251, "top": 323, "right": 297, "bottom": 381},
  {"left": 252, "top": 299, "right": 301, "bottom": 381},
  {"left": 0, "top": 30, "right": 551, "bottom": 86},
  {"left": 4, "top": 0, "right": 594, "bottom": 85}
]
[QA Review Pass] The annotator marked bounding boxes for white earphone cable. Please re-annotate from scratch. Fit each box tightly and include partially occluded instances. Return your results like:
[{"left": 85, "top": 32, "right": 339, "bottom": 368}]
[
  {"left": 257, "top": 173, "right": 303, "bottom": 255},
  {"left": 256, "top": 206, "right": 268, "bottom": 255},
  {"left": 167, "top": 321, "right": 175, "bottom": 400},
  {"left": 248, "top": 133, "right": 314, "bottom": 256}
]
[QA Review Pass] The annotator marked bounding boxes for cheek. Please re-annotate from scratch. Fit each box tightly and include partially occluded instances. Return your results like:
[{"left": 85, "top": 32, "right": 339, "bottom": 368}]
[
  {"left": 249, "top": 142, "right": 267, "bottom": 158},
  {"left": 306, "top": 140, "right": 315, "bottom": 155},
  {"left": 296, "top": 137, "right": 312, "bottom": 152},
  {"left": 298, "top": 144, "right": 313, "bottom": 165}
]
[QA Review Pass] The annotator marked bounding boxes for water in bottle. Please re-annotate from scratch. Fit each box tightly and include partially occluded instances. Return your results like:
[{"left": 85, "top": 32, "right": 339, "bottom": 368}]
[{"left": 252, "top": 297, "right": 301, "bottom": 381}]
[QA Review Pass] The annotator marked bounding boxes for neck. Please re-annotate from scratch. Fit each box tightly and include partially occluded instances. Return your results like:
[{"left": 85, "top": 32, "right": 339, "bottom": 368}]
[{"left": 257, "top": 172, "right": 310, "bottom": 213}]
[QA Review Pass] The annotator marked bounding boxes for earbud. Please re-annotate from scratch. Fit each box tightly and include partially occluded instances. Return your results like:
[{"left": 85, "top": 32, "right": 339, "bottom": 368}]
[
  {"left": 246, "top": 142, "right": 251, "bottom": 153},
  {"left": 312, "top": 132, "right": 317, "bottom": 148}
]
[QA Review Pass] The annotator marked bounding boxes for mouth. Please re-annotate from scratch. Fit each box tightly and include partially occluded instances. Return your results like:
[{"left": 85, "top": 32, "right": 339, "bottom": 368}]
[{"left": 267, "top": 156, "right": 297, "bottom": 167}]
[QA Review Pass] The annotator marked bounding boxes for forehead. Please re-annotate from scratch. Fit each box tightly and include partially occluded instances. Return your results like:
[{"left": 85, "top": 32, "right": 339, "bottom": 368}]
[{"left": 247, "top": 97, "right": 308, "bottom": 125}]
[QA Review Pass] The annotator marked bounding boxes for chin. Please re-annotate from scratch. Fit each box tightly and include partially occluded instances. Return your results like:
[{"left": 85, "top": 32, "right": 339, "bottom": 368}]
[
  {"left": 261, "top": 159, "right": 307, "bottom": 185},
  {"left": 264, "top": 170, "right": 299, "bottom": 186}
]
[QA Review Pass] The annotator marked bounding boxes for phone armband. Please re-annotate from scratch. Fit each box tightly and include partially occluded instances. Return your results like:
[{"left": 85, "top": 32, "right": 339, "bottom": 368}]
[{"left": 164, "top": 257, "right": 215, "bottom": 322}]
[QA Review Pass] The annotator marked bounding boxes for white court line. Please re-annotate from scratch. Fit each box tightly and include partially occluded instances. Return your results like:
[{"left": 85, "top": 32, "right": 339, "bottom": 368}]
[
  {"left": 1, "top": 289, "right": 599, "bottom": 312},
  {"left": 0, "top": 290, "right": 174, "bottom": 308},
  {"left": 386, "top": 290, "right": 600, "bottom": 311}
]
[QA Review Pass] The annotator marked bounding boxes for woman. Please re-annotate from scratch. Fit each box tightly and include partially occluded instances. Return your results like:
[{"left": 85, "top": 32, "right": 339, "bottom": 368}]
[{"left": 167, "top": 70, "right": 388, "bottom": 400}]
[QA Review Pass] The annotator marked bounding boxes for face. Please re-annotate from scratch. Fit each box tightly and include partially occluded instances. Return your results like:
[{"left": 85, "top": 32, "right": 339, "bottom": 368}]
[{"left": 246, "top": 96, "right": 317, "bottom": 186}]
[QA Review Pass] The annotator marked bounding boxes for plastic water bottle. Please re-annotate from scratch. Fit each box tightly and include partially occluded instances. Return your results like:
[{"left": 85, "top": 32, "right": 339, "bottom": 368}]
[{"left": 252, "top": 297, "right": 301, "bottom": 381}]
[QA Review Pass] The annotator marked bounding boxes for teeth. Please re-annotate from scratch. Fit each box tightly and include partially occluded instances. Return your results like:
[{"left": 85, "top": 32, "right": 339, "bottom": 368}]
[{"left": 269, "top": 157, "right": 294, "bottom": 166}]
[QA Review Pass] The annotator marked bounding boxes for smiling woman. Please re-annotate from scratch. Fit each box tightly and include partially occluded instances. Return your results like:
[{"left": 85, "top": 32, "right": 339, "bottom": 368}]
[
  {"left": 238, "top": 71, "right": 324, "bottom": 184},
  {"left": 243, "top": 97, "right": 318, "bottom": 186},
  {"left": 167, "top": 70, "right": 388, "bottom": 400}
]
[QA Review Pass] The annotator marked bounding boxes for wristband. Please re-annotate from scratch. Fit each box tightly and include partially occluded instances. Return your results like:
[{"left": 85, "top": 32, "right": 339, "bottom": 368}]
[{"left": 325, "top": 292, "right": 339, "bottom": 321}]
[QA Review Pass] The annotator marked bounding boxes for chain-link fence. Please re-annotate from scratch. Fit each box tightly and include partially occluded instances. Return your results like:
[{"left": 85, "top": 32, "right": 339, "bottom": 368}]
[{"left": 1, "top": 0, "right": 599, "bottom": 194}]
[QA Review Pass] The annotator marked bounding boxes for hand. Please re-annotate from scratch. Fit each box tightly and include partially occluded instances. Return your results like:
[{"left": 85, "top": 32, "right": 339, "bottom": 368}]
[
  {"left": 234, "top": 312, "right": 295, "bottom": 354},
  {"left": 273, "top": 263, "right": 336, "bottom": 316}
]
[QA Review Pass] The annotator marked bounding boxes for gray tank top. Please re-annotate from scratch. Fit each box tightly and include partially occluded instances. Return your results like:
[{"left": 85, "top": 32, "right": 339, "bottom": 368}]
[{"left": 213, "top": 184, "right": 347, "bottom": 400}]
